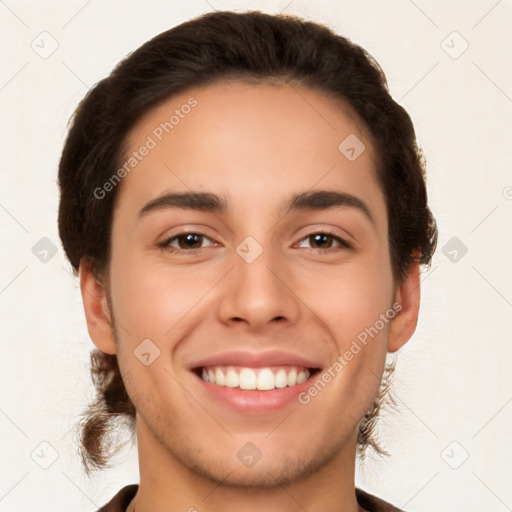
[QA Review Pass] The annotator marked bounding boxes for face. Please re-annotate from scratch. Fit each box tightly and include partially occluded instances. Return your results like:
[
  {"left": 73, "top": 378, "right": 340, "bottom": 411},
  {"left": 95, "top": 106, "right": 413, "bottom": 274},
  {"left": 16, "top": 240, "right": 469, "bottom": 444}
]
[{"left": 83, "top": 81, "right": 418, "bottom": 488}]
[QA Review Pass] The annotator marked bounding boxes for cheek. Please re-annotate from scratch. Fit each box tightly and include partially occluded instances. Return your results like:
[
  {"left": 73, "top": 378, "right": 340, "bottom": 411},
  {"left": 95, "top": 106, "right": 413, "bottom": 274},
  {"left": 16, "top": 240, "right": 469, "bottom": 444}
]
[
  {"left": 110, "top": 253, "right": 224, "bottom": 345},
  {"left": 296, "top": 254, "right": 394, "bottom": 343},
  {"left": 299, "top": 268, "right": 392, "bottom": 425},
  {"left": 296, "top": 253, "right": 393, "bottom": 403}
]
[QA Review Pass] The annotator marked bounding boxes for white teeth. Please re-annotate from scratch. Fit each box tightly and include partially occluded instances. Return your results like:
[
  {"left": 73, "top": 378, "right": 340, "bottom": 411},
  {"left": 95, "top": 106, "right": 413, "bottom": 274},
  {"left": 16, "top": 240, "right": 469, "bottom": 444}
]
[
  {"left": 225, "top": 368, "right": 239, "bottom": 388},
  {"left": 257, "top": 368, "right": 275, "bottom": 390},
  {"left": 215, "top": 367, "right": 225, "bottom": 386},
  {"left": 239, "top": 368, "right": 257, "bottom": 390},
  {"left": 296, "top": 370, "right": 308, "bottom": 384},
  {"left": 274, "top": 369, "right": 288, "bottom": 388},
  {"left": 200, "top": 366, "right": 311, "bottom": 391}
]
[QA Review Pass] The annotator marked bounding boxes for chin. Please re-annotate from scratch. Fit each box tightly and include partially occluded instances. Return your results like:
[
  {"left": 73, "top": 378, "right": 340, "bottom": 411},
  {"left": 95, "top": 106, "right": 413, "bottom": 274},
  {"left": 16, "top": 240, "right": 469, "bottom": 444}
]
[{"left": 176, "top": 444, "right": 339, "bottom": 490}]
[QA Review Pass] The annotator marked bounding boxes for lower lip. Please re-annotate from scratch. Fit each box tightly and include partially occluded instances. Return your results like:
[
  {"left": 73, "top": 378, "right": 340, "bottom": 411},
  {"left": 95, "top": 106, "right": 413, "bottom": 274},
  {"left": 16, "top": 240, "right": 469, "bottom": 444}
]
[{"left": 193, "top": 372, "right": 317, "bottom": 414}]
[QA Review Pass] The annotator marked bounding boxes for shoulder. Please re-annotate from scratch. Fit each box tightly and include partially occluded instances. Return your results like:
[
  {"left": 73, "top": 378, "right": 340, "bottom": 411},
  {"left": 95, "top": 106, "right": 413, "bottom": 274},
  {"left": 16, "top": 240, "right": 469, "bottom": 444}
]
[
  {"left": 96, "top": 484, "right": 139, "bottom": 512},
  {"left": 356, "top": 487, "right": 404, "bottom": 512}
]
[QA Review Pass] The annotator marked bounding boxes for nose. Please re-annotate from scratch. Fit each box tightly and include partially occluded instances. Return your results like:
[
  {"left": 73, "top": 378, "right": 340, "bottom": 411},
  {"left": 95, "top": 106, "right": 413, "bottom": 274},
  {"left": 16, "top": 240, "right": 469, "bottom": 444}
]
[{"left": 216, "top": 243, "right": 301, "bottom": 331}]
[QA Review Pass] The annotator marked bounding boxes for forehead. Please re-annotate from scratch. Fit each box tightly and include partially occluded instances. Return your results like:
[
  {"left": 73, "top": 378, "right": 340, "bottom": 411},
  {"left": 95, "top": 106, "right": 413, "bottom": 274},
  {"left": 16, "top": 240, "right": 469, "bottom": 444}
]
[
  {"left": 114, "top": 81, "right": 385, "bottom": 226},
  {"left": 127, "top": 79, "right": 375, "bottom": 162}
]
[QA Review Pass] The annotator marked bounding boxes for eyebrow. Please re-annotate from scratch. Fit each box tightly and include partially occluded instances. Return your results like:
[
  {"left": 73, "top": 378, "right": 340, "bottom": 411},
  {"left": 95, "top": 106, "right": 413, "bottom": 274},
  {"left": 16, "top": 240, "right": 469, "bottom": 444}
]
[{"left": 138, "top": 190, "right": 374, "bottom": 225}]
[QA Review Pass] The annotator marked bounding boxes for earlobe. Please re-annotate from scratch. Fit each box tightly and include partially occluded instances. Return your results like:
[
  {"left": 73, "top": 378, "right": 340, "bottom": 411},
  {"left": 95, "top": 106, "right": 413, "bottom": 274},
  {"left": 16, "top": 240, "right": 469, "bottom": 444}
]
[
  {"left": 387, "top": 261, "right": 421, "bottom": 353},
  {"left": 79, "top": 259, "right": 117, "bottom": 355}
]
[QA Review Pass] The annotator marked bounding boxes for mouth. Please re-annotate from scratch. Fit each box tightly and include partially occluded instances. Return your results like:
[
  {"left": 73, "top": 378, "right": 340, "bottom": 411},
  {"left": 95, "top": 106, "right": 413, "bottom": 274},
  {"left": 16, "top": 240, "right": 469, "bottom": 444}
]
[
  {"left": 189, "top": 351, "right": 323, "bottom": 413},
  {"left": 193, "top": 365, "right": 321, "bottom": 391}
]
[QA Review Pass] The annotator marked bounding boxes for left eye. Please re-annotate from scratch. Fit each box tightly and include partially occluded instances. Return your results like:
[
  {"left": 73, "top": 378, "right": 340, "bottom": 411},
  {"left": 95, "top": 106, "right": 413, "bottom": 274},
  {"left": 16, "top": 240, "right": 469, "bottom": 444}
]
[{"left": 297, "top": 233, "right": 349, "bottom": 251}]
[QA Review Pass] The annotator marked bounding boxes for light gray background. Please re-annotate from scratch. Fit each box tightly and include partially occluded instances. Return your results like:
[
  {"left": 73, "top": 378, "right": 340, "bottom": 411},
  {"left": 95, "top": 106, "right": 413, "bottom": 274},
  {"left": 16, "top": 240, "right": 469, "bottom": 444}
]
[{"left": 1, "top": 1, "right": 511, "bottom": 511}]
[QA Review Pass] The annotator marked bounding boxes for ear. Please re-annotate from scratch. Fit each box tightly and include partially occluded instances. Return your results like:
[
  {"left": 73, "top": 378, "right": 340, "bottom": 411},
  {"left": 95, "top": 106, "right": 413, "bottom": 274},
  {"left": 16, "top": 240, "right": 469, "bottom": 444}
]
[
  {"left": 387, "top": 261, "right": 421, "bottom": 353},
  {"left": 79, "top": 259, "right": 117, "bottom": 355}
]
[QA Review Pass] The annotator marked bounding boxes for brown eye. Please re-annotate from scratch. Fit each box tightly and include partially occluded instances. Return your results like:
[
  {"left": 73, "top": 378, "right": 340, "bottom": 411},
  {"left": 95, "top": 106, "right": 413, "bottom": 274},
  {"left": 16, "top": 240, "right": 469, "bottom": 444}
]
[
  {"left": 159, "top": 233, "right": 216, "bottom": 253},
  {"left": 297, "top": 233, "right": 350, "bottom": 251},
  {"left": 175, "top": 233, "right": 204, "bottom": 249}
]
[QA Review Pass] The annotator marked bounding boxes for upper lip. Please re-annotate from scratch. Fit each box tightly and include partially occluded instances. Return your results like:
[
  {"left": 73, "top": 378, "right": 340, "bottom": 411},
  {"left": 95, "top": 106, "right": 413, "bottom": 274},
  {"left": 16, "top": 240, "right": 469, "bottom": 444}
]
[{"left": 189, "top": 350, "right": 322, "bottom": 370}]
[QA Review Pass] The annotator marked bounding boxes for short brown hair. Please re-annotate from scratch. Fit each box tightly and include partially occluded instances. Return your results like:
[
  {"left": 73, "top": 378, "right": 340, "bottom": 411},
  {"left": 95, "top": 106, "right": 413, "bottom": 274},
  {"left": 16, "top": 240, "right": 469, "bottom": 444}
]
[{"left": 58, "top": 10, "right": 437, "bottom": 474}]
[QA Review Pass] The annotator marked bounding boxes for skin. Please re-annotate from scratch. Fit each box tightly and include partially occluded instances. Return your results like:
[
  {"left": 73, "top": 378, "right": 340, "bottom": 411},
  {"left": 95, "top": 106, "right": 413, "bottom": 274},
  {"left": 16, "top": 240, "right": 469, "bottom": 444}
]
[{"left": 80, "top": 81, "right": 420, "bottom": 512}]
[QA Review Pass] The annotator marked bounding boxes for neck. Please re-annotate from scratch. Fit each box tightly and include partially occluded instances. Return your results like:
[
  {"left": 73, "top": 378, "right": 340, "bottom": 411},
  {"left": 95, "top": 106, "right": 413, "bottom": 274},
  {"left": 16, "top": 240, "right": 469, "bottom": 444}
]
[{"left": 129, "top": 418, "right": 364, "bottom": 512}]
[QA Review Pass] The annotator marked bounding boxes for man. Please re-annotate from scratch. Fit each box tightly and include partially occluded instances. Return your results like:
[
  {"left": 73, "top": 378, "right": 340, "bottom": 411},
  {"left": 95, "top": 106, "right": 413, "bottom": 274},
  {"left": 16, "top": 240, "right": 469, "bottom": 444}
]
[{"left": 58, "top": 11, "right": 437, "bottom": 512}]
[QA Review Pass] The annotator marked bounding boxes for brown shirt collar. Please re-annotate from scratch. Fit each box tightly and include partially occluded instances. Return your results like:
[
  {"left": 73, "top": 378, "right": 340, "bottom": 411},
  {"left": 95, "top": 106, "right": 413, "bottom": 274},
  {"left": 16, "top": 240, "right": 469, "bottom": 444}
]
[{"left": 97, "top": 484, "right": 404, "bottom": 511}]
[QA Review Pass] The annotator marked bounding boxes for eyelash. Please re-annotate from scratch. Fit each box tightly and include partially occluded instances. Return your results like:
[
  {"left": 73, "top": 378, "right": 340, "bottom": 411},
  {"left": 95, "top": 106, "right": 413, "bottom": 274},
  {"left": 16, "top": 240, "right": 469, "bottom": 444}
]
[{"left": 158, "top": 231, "right": 351, "bottom": 254}]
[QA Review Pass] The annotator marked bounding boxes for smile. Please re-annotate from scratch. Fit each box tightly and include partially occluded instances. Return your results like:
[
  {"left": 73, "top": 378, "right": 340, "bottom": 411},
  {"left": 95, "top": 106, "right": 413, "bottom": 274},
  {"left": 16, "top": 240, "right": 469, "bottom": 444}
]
[
  {"left": 200, "top": 365, "right": 312, "bottom": 391},
  {"left": 189, "top": 350, "right": 322, "bottom": 413}
]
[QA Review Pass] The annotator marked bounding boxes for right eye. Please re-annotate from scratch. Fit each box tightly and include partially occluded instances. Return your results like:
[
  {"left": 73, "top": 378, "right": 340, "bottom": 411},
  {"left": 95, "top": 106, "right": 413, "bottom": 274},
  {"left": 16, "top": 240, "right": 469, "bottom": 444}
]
[{"left": 158, "top": 233, "right": 219, "bottom": 254}]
